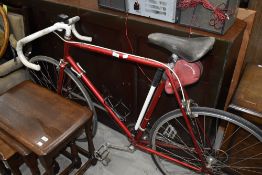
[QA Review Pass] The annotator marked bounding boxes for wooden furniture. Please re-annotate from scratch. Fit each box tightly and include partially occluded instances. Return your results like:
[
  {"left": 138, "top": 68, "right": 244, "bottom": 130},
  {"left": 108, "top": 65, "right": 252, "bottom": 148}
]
[
  {"left": 3, "top": 0, "right": 246, "bottom": 129},
  {"left": 229, "top": 64, "right": 262, "bottom": 125},
  {"left": 225, "top": 8, "right": 256, "bottom": 109},
  {"left": 0, "top": 129, "right": 40, "bottom": 175},
  {"left": 0, "top": 81, "right": 96, "bottom": 175},
  {"left": 0, "top": 138, "right": 17, "bottom": 175}
]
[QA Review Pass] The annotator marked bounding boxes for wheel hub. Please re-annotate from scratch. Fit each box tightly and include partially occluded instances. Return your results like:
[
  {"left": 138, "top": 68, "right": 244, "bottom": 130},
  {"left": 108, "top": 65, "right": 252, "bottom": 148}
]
[{"left": 205, "top": 149, "right": 229, "bottom": 174}]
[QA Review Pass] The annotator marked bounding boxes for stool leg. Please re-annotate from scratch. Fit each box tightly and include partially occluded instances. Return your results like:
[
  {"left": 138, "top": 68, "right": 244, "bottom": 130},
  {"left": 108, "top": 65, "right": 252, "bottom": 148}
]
[
  {"left": 70, "top": 141, "right": 82, "bottom": 169},
  {"left": 39, "top": 156, "right": 54, "bottom": 175},
  {"left": 23, "top": 154, "right": 40, "bottom": 175},
  {"left": 85, "top": 119, "right": 97, "bottom": 165},
  {"left": 7, "top": 154, "right": 22, "bottom": 175},
  {"left": 0, "top": 161, "right": 11, "bottom": 175}
]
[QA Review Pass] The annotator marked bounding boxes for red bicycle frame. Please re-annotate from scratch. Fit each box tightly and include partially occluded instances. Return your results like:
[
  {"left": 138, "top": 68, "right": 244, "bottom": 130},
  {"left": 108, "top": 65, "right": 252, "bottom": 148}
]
[{"left": 57, "top": 41, "right": 208, "bottom": 173}]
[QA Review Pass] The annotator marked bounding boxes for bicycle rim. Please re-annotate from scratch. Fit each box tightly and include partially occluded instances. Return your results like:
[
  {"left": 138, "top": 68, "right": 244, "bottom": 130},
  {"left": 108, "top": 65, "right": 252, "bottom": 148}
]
[
  {"left": 150, "top": 107, "right": 262, "bottom": 175},
  {"left": 27, "top": 55, "right": 98, "bottom": 136}
]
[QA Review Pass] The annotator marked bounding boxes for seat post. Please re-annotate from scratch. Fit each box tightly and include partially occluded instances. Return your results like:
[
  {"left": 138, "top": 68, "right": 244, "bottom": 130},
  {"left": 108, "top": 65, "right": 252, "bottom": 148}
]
[{"left": 171, "top": 54, "right": 179, "bottom": 63}]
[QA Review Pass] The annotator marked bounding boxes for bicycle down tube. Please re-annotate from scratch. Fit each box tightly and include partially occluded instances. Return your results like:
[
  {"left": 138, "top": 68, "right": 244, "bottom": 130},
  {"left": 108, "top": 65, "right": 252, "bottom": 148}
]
[{"left": 59, "top": 41, "right": 205, "bottom": 172}]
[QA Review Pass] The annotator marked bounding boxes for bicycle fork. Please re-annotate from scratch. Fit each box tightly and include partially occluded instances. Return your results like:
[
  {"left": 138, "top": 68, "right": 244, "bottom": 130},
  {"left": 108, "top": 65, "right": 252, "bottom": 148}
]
[{"left": 165, "top": 70, "right": 209, "bottom": 173}]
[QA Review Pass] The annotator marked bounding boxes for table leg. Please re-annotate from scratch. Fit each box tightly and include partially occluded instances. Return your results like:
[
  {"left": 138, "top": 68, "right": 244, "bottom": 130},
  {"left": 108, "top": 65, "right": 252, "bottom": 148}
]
[
  {"left": 0, "top": 161, "right": 11, "bottom": 175},
  {"left": 85, "top": 119, "right": 97, "bottom": 165},
  {"left": 40, "top": 156, "right": 54, "bottom": 175},
  {"left": 24, "top": 154, "right": 40, "bottom": 175},
  {"left": 7, "top": 154, "right": 22, "bottom": 175},
  {"left": 70, "top": 141, "right": 82, "bottom": 169}
]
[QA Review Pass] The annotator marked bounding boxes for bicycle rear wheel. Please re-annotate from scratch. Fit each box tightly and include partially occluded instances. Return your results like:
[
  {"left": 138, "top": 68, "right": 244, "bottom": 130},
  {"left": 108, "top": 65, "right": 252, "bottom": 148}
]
[
  {"left": 150, "top": 107, "right": 262, "bottom": 175},
  {"left": 27, "top": 55, "right": 98, "bottom": 136}
]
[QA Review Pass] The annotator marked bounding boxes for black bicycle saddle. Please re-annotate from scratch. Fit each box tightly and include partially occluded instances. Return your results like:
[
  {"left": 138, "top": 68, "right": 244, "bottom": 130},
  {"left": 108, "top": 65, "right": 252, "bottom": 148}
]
[{"left": 148, "top": 33, "right": 215, "bottom": 62}]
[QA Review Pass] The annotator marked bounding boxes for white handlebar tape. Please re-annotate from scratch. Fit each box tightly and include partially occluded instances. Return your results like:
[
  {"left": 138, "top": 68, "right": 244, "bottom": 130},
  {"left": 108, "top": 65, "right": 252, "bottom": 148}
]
[
  {"left": 16, "top": 23, "right": 72, "bottom": 71},
  {"left": 68, "top": 16, "right": 80, "bottom": 25},
  {"left": 72, "top": 24, "right": 92, "bottom": 42},
  {"left": 16, "top": 16, "right": 93, "bottom": 71}
]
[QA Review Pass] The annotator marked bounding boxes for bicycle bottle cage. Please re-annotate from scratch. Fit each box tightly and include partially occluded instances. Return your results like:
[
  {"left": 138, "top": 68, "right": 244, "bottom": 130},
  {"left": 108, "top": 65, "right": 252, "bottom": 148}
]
[
  {"left": 165, "top": 60, "right": 203, "bottom": 94},
  {"left": 104, "top": 96, "right": 131, "bottom": 121}
]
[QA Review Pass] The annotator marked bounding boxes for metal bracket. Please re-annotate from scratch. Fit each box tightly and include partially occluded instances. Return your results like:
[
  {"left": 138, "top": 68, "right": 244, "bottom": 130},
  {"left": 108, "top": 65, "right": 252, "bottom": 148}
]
[
  {"left": 71, "top": 67, "right": 83, "bottom": 78},
  {"left": 183, "top": 99, "right": 199, "bottom": 118},
  {"left": 71, "top": 62, "right": 85, "bottom": 78},
  {"left": 186, "top": 99, "right": 192, "bottom": 116},
  {"left": 58, "top": 59, "right": 68, "bottom": 69},
  {"left": 77, "top": 62, "right": 86, "bottom": 73}
]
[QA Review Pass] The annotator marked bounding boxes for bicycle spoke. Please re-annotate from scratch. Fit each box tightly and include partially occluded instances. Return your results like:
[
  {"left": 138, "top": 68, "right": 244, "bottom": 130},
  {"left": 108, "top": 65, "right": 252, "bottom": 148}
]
[
  {"left": 41, "top": 61, "right": 57, "bottom": 88},
  {"left": 229, "top": 167, "right": 262, "bottom": 174},
  {"left": 225, "top": 133, "right": 252, "bottom": 152},
  {"left": 230, "top": 152, "right": 262, "bottom": 166},
  {"left": 190, "top": 116, "right": 205, "bottom": 149},
  {"left": 229, "top": 141, "right": 261, "bottom": 156},
  {"left": 41, "top": 72, "right": 56, "bottom": 90},
  {"left": 156, "top": 144, "right": 201, "bottom": 169},
  {"left": 159, "top": 121, "right": 202, "bottom": 159},
  {"left": 156, "top": 132, "right": 199, "bottom": 160},
  {"left": 30, "top": 69, "right": 50, "bottom": 88},
  {"left": 172, "top": 117, "right": 207, "bottom": 149},
  {"left": 221, "top": 126, "right": 240, "bottom": 145},
  {"left": 39, "top": 61, "right": 57, "bottom": 90}
]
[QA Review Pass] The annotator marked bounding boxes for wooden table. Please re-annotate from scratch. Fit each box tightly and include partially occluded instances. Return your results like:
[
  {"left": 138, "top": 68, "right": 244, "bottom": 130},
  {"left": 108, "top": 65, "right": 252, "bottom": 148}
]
[{"left": 0, "top": 81, "right": 96, "bottom": 174}]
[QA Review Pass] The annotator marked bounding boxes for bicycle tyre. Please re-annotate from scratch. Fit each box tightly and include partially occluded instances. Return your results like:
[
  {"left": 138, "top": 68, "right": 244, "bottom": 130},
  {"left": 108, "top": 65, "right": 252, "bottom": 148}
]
[
  {"left": 27, "top": 56, "right": 98, "bottom": 137},
  {"left": 150, "top": 107, "right": 262, "bottom": 175}
]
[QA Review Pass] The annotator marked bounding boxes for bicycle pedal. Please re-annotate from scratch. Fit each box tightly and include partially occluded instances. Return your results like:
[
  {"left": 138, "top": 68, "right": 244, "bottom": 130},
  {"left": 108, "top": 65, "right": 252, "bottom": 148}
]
[
  {"left": 101, "top": 155, "right": 111, "bottom": 166},
  {"left": 95, "top": 144, "right": 111, "bottom": 166}
]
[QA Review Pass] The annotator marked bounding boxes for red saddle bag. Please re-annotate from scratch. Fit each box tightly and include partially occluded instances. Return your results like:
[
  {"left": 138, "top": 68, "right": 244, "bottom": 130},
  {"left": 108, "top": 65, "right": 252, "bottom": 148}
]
[{"left": 165, "top": 60, "right": 203, "bottom": 94}]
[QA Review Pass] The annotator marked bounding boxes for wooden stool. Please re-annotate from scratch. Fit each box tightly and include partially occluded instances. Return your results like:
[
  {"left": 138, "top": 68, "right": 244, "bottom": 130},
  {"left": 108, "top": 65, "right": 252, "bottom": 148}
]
[
  {"left": 0, "top": 129, "right": 40, "bottom": 175},
  {"left": 228, "top": 64, "right": 262, "bottom": 126},
  {"left": 0, "top": 138, "right": 16, "bottom": 175},
  {"left": 0, "top": 81, "right": 96, "bottom": 175}
]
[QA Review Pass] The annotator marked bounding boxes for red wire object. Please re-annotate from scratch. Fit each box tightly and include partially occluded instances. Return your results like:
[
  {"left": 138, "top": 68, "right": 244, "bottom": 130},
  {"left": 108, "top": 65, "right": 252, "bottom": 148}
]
[
  {"left": 178, "top": 0, "right": 231, "bottom": 29},
  {"left": 124, "top": 13, "right": 152, "bottom": 82}
]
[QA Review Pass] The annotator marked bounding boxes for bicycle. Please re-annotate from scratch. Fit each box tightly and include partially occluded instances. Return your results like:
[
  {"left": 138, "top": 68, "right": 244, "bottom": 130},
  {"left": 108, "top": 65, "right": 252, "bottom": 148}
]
[{"left": 16, "top": 16, "right": 262, "bottom": 175}]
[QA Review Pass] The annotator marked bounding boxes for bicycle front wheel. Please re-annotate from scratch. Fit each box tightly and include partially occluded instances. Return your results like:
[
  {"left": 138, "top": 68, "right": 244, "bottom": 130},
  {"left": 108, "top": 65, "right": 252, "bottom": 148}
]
[
  {"left": 27, "top": 56, "right": 98, "bottom": 136},
  {"left": 150, "top": 107, "right": 262, "bottom": 175}
]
